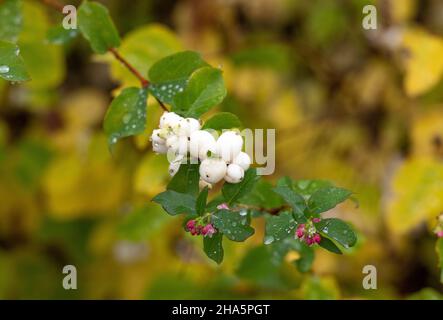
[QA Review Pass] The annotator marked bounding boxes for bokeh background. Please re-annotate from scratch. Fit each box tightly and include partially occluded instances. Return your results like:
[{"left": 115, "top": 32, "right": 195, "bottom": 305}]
[{"left": 1, "top": 0, "right": 443, "bottom": 299}]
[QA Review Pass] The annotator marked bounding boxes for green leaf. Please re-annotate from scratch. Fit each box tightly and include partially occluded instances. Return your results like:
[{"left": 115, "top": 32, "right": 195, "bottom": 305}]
[
  {"left": 212, "top": 210, "right": 254, "bottom": 242},
  {"left": 0, "top": 0, "right": 22, "bottom": 42},
  {"left": 152, "top": 190, "right": 196, "bottom": 216},
  {"left": 272, "top": 186, "right": 307, "bottom": 222},
  {"left": 148, "top": 51, "right": 208, "bottom": 104},
  {"left": 236, "top": 245, "right": 284, "bottom": 288},
  {"left": 202, "top": 112, "right": 242, "bottom": 130},
  {"left": 318, "top": 236, "right": 342, "bottom": 254},
  {"left": 0, "top": 40, "right": 29, "bottom": 81},
  {"left": 196, "top": 186, "right": 208, "bottom": 216},
  {"left": 238, "top": 179, "right": 284, "bottom": 210},
  {"left": 316, "top": 218, "right": 357, "bottom": 248},
  {"left": 110, "top": 25, "right": 182, "bottom": 88},
  {"left": 78, "top": 1, "right": 120, "bottom": 54},
  {"left": 222, "top": 168, "right": 260, "bottom": 205},
  {"left": 167, "top": 163, "right": 200, "bottom": 197},
  {"left": 173, "top": 66, "right": 227, "bottom": 118},
  {"left": 203, "top": 233, "right": 224, "bottom": 264},
  {"left": 437, "top": 238, "right": 443, "bottom": 283},
  {"left": 264, "top": 211, "right": 297, "bottom": 244},
  {"left": 47, "top": 25, "right": 78, "bottom": 45},
  {"left": 103, "top": 87, "right": 148, "bottom": 147},
  {"left": 308, "top": 186, "right": 352, "bottom": 214}
]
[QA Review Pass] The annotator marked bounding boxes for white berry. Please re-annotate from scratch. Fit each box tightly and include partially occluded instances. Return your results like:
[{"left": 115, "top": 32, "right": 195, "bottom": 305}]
[
  {"left": 224, "top": 164, "right": 244, "bottom": 183},
  {"left": 150, "top": 129, "right": 166, "bottom": 144},
  {"left": 152, "top": 142, "right": 168, "bottom": 154},
  {"left": 190, "top": 130, "right": 217, "bottom": 160},
  {"left": 233, "top": 152, "right": 251, "bottom": 171},
  {"left": 216, "top": 131, "right": 243, "bottom": 163},
  {"left": 177, "top": 118, "right": 201, "bottom": 137},
  {"left": 199, "top": 158, "right": 227, "bottom": 184},
  {"left": 159, "top": 112, "right": 182, "bottom": 129}
]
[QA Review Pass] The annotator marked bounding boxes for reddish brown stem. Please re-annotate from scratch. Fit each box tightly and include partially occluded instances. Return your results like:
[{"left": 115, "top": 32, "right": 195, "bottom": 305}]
[
  {"left": 108, "top": 48, "right": 149, "bottom": 88},
  {"left": 42, "top": 0, "right": 64, "bottom": 13}
]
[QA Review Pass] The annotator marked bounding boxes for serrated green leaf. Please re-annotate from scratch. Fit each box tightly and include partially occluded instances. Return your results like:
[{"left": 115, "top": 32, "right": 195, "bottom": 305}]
[
  {"left": 196, "top": 186, "right": 208, "bottom": 216},
  {"left": 46, "top": 25, "right": 78, "bottom": 45},
  {"left": 316, "top": 218, "right": 357, "bottom": 248},
  {"left": 0, "top": 0, "right": 22, "bottom": 42},
  {"left": 264, "top": 211, "right": 297, "bottom": 244},
  {"left": 318, "top": 236, "right": 342, "bottom": 254},
  {"left": 308, "top": 186, "right": 352, "bottom": 214},
  {"left": 0, "top": 40, "right": 29, "bottom": 81},
  {"left": 212, "top": 209, "right": 254, "bottom": 242},
  {"left": 222, "top": 168, "right": 260, "bottom": 205},
  {"left": 103, "top": 87, "right": 148, "bottom": 147},
  {"left": 167, "top": 163, "right": 200, "bottom": 197},
  {"left": 78, "top": 1, "right": 120, "bottom": 54},
  {"left": 203, "top": 232, "right": 224, "bottom": 264},
  {"left": 202, "top": 112, "right": 242, "bottom": 130},
  {"left": 152, "top": 190, "right": 196, "bottom": 216},
  {"left": 173, "top": 66, "right": 227, "bottom": 118},
  {"left": 272, "top": 186, "right": 307, "bottom": 222}
]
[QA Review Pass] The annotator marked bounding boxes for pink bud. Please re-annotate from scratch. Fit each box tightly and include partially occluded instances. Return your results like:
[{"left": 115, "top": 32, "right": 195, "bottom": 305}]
[
  {"left": 202, "top": 224, "right": 217, "bottom": 237},
  {"left": 186, "top": 219, "right": 196, "bottom": 231},
  {"left": 437, "top": 230, "right": 443, "bottom": 238},
  {"left": 313, "top": 233, "right": 321, "bottom": 244},
  {"left": 305, "top": 237, "right": 314, "bottom": 246},
  {"left": 217, "top": 203, "right": 230, "bottom": 210},
  {"left": 296, "top": 228, "right": 304, "bottom": 238},
  {"left": 312, "top": 218, "right": 321, "bottom": 223},
  {"left": 298, "top": 224, "right": 305, "bottom": 230}
]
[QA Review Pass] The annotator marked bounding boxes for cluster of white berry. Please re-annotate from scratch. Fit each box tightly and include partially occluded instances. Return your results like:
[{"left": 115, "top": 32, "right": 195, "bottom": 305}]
[{"left": 150, "top": 112, "right": 251, "bottom": 185}]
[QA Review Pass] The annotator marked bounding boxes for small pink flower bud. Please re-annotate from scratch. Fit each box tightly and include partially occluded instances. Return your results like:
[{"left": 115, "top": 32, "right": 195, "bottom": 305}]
[
  {"left": 296, "top": 228, "right": 304, "bottom": 238},
  {"left": 217, "top": 203, "right": 230, "bottom": 210},
  {"left": 313, "top": 233, "right": 321, "bottom": 244},
  {"left": 202, "top": 224, "right": 217, "bottom": 237},
  {"left": 305, "top": 237, "right": 314, "bottom": 246},
  {"left": 437, "top": 230, "right": 443, "bottom": 238},
  {"left": 312, "top": 218, "right": 321, "bottom": 223},
  {"left": 186, "top": 219, "right": 196, "bottom": 231}
]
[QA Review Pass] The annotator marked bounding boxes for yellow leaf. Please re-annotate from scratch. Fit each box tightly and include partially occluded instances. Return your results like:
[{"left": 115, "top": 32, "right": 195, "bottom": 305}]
[
  {"left": 133, "top": 153, "right": 169, "bottom": 197},
  {"left": 386, "top": 158, "right": 443, "bottom": 234},
  {"left": 402, "top": 27, "right": 443, "bottom": 96},
  {"left": 411, "top": 108, "right": 443, "bottom": 159}
]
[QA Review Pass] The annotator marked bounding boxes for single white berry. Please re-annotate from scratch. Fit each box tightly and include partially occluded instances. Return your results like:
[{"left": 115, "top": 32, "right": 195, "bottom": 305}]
[
  {"left": 150, "top": 129, "right": 166, "bottom": 144},
  {"left": 168, "top": 161, "right": 181, "bottom": 176},
  {"left": 233, "top": 152, "right": 251, "bottom": 171},
  {"left": 159, "top": 112, "right": 182, "bottom": 129},
  {"left": 177, "top": 118, "right": 201, "bottom": 137},
  {"left": 190, "top": 130, "right": 217, "bottom": 160},
  {"left": 224, "top": 163, "right": 244, "bottom": 183},
  {"left": 152, "top": 141, "right": 168, "bottom": 154},
  {"left": 216, "top": 131, "right": 243, "bottom": 163},
  {"left": 199, "top": 158, "right": 227, "bottom": 184},
  {"left": 166, "top": 135, "right": 179, "bottom": 150}
]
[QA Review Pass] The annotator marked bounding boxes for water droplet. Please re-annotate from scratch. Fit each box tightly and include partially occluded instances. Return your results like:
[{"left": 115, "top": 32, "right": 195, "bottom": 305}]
[
  {"left": 239, "top": 209, "right": 248, "bottom": 216},
  {"left": 232, "top": 222, "right": 237, "bottom": 227},
  {"left": 323, "top": 227, "right": 328, "bottom": 234},
  {"left": 0, "top": 65, "right": 10, "bottom": 73},
  {"left": 161, "top": 85, "right": 166, "bottom": 90},
  {"left": 122, "top": 114, "right": 132, "bottom": 124},
  {"left": 264, "top": 235, "right": 274, "bottom": 245}
]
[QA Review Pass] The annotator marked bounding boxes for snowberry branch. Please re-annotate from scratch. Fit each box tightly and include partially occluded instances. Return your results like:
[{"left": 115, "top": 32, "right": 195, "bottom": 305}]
[{"left": 39, "top": 0, "right": 169, "bottom": 112}]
